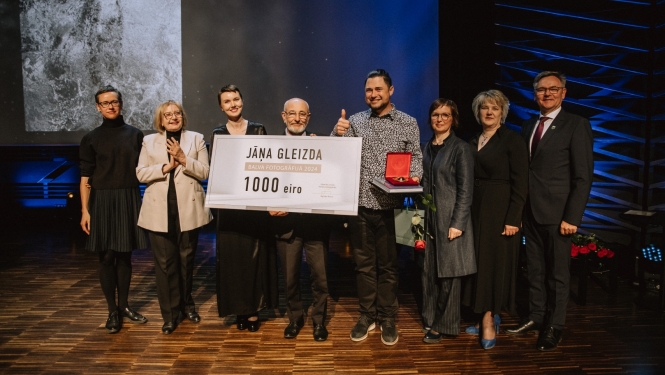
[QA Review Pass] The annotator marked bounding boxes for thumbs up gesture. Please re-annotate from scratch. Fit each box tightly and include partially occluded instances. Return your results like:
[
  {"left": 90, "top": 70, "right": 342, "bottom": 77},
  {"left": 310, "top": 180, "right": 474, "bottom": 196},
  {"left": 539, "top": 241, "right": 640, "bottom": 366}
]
[{"left": 334, "top": 109, "right": 350, "bottom": 136}]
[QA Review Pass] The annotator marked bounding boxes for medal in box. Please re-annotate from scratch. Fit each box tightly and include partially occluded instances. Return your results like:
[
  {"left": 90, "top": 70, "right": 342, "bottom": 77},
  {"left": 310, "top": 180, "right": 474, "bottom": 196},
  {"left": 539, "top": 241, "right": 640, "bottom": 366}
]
[{"left": 384, "top": 152, "right": 419, "bottom": 186}]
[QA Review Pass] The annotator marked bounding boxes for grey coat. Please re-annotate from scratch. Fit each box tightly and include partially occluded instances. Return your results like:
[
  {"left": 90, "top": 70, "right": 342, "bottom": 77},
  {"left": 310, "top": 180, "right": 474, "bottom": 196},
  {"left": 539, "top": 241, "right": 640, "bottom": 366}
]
[{"left": 421, "top": 131, "right": 477, "bottom": 278}]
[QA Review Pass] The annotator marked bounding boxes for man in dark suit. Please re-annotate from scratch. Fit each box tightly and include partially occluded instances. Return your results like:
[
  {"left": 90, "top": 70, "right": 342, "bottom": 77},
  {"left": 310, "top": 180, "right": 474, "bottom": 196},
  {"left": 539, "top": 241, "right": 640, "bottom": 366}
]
[
  {"left": 506, "top": 71, "right": 594, "bottom": 351},
  {"left": 270, "top": 98, "right": 330, "bottom": 341}
]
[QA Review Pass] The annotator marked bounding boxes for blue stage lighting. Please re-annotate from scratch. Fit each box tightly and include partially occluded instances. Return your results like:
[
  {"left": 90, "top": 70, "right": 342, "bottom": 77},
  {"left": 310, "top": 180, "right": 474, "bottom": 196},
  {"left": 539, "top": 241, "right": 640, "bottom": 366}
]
[{"left": 642, "top": 244, "right": 663, "bottom": 262}]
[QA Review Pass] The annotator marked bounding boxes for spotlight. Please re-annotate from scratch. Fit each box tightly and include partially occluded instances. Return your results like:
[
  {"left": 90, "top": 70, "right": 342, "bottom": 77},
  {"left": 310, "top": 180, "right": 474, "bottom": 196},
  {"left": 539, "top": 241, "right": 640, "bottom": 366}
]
[
  {"left": 642, "top": 244, "right": 663, "bottom": 262},
  {"left": 640, "top": 244, "right": 663, "bottom": 280},
  {"left": 65, "top": 192, "right": 80, "bottom": 222}
]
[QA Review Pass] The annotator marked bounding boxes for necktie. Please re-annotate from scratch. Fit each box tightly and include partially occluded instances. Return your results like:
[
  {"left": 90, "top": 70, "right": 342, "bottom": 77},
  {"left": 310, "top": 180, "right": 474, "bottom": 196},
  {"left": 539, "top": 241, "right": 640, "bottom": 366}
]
[{"left": 530, "top": 116, "right": 549, "bottom": 157}]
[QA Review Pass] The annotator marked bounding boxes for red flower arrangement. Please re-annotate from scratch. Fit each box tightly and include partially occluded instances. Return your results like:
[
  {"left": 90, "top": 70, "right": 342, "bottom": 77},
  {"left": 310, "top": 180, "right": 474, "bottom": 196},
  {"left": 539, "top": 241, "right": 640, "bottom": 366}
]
[{"left": 571, "top": 233, "right": 614, "bottom": 259}]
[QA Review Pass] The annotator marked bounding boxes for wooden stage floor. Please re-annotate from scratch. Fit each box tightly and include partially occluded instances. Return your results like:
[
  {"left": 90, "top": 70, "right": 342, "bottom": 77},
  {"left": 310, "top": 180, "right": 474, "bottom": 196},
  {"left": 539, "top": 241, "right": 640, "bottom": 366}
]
[{"left": 1, "top": 217, "right": 664, "bottom": 374}]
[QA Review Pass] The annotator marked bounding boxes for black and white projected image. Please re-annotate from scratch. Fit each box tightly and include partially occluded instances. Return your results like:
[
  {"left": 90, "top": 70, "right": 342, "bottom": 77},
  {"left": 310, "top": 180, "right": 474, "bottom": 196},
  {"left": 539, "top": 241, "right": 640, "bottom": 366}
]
[{"left": 19, "top": 0, "right": 181, "bottom": 131}]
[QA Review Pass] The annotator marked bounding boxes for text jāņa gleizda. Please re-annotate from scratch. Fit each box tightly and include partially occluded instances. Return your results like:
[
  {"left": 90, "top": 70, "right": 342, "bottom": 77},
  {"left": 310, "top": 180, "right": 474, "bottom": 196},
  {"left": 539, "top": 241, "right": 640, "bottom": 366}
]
[{"left": 243, "top": 147, "right": 324, "bottom": 194}]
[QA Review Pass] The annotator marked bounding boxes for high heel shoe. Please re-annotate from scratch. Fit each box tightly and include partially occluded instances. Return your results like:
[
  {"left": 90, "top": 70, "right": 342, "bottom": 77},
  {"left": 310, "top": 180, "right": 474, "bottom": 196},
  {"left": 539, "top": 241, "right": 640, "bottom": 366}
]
[
  {"left": 465, "top": 325, "right": 479, "bottom": 335},
  {"left": 480, "top": 314, "right": 501, "bottom": 350}
]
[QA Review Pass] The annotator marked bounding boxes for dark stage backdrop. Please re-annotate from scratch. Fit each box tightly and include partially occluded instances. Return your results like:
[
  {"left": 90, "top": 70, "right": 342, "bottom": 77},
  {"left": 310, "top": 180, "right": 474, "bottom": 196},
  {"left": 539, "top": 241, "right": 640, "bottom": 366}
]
[{"left": 0, "top": 0, "right": 438, "bottom": 144}]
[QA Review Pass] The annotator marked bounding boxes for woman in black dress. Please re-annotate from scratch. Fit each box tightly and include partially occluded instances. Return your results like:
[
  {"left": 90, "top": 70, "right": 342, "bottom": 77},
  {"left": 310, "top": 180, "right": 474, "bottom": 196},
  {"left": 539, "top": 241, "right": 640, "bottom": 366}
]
[
  {"left": 210, "top": 85, "right": 278, "bottom": 332},
  {"left": 462, "top": 90, "right": 528, "bottom": 349},
  {"left": 79, "top": 85, "right": 149, "bottom": 333}
]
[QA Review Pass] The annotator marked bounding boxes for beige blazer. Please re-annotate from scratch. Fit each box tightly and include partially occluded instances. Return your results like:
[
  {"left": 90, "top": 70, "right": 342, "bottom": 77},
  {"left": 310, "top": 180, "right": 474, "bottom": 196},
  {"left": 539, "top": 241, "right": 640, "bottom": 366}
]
[{"left": 136, "top": 130, "right": 212, "bottom": 232}]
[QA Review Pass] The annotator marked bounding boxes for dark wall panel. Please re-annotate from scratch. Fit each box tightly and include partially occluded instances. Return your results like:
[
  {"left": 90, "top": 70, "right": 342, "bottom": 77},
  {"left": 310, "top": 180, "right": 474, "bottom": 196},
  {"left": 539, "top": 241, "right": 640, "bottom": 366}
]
[
  {"left": 0, "top": 0, "right": 438, "bottom": 144},
  {"left": 494, "top": 0, "right": 665, "bottom": 245}
]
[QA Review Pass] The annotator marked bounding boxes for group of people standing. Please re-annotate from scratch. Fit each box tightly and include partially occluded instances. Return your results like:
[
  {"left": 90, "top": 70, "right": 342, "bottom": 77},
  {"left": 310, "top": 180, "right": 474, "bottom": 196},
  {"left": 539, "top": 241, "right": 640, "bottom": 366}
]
[
  {"left": 79, "top": 84, "right": 328, "bottom": 340},
  {"left": 79, "top": 68, "right": 593, "bottom": 352},
  {"left": 332, "top": 69, "right": 593, "bottom": 351}
]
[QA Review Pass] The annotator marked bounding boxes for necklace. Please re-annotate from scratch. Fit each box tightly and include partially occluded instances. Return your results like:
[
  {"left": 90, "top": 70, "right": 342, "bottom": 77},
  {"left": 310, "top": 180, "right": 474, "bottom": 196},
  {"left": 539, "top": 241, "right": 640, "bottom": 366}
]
[
  {"left": 479, "top": 133, "right": 491, "bottom": 147},
  {"left": 479, "top": 126, "right": 500, "bottom": 148}
]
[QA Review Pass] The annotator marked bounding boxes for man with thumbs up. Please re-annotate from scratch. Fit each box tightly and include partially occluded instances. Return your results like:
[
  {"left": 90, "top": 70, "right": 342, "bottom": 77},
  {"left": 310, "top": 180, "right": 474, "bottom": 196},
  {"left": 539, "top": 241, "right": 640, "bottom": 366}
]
[{"left": 332, "top": 69, "right": 422, "bottom": 346}]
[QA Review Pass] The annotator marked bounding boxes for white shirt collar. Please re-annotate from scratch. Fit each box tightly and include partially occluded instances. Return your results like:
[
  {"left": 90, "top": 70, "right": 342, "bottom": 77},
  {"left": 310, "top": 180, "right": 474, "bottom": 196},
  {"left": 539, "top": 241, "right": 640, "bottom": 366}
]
[{"left": 540, "top": 106, "right": 562, "bottom": 121}]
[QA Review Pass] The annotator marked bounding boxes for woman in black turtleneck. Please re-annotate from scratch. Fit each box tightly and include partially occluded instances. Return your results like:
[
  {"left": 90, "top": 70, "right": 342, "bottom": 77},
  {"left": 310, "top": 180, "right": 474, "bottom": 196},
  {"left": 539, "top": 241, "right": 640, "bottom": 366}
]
[
  {"left": 136, "top": 100, "right": 212, "bottom": 334},
  {"left": 79, "top": 86, "right": 149, "bottom": 333}
]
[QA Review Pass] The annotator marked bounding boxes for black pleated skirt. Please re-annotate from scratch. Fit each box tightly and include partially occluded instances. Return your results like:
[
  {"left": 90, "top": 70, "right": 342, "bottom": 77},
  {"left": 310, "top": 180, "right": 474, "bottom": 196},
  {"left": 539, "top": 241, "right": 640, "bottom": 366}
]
[{"left": 86, "top": 188, "right": 148, "bottom": 252}]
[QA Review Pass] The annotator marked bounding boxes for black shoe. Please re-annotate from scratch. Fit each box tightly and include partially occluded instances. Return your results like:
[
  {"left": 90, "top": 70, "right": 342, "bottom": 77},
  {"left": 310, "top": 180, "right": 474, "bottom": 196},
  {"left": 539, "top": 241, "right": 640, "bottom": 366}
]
[
  {"left": 505, "top": 319, "right": 540, "bottom": 335},
  {"left": 350, "top": 314, "right": 376, "bottom": 342},
  {"left": 162, "top": 322, "right": 176, "bottom": 335},
  {"left": 422, "top": 330, "right": 442, "bottom": 344},
  {"left": 186, "top": 311, "right": 201, "bottom": 323},
  {"left": 380, "top": 319, "right": 399, "bottom": 346},
  {"left": 236, "top": 315, "right": 248, "bottom": 330},
  {"left": 105, "top": 311, "right": 120, "bottom": 334},
  {"left": 247, "top": 316, "right": 261, "bottom": 332},
  {"left": 313, "top": 324, "right": 328, "bottom": 341},
  {"left": 284, "top": 318, "right": 304, "bottom": 339},
  {"left": 120, "top": 307, "right": 148, "bottom": 324},
  {"left": 536, "top": 326, "right": 563, "bottom": 351}
]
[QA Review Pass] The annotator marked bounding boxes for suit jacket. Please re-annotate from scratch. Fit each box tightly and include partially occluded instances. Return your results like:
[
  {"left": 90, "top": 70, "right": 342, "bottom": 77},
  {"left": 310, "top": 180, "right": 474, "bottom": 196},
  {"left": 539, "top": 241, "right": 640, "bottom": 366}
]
[
  {"left": 421, "top": 131, "right": 476, "bottom": 278},
  {"left": 271, "top": 129, "right": 332, "bottom": 240},
  {"left": 136, "top": 130, "right": 213, "bottom": 232},
  {"left": 521, "top": 108, "right": 594, "bottom": 226}
]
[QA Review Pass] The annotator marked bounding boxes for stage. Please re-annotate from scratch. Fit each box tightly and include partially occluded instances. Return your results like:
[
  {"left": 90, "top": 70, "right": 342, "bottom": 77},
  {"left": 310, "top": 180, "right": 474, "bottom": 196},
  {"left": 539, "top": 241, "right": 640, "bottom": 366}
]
[{"left": 0, "top": 212, "right": 663, "bottom": 374}]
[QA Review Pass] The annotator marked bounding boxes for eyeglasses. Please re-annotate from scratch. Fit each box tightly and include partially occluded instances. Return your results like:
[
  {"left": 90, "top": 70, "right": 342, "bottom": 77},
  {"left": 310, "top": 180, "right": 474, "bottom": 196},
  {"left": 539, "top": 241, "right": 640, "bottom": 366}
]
[
  {"left": 431, "top": 113, "right": 451, "bottom": 120},
  {"left": 535, "top": 86, "right": 564, "bottom": 95},
  {"left": 163, "top": 111, "right": 183, "bottom": 120},
  {"left": 285, "top": 111, "right": 309, "bottom": 118},
  {"left": 98, "top": 100, "right": 120, "bottom": 108}
]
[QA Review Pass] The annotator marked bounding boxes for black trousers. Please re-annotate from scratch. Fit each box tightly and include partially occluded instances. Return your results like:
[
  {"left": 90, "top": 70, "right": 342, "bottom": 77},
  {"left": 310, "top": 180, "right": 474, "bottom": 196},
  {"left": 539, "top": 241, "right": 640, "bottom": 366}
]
[
  {"left": 148, "top": 228, "right": 200, "bottom": 324},
  {"left": 523, "top": 206, "right": 571, "bottom": 330},
  {"left": 276, "top": 234, "right": 329, "bottom": 326},
  {"left": 421, "top": 241, "right": 461, "bottom": 336},
  {"left": 349, "top": 207, "right": 399, "bottom": 320}
]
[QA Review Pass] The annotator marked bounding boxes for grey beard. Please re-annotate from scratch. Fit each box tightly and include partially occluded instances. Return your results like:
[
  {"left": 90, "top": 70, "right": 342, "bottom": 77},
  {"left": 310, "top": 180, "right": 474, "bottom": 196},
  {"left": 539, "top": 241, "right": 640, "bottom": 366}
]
[{"left": 286, "top": 125, "right": 306, "bottom": 135}]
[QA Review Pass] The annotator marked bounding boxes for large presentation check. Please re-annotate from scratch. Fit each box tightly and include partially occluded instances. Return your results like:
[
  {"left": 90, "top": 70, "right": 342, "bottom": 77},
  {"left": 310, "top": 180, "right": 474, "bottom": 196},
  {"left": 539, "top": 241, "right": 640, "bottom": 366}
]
[{"left": 206, "top": 135, "right": 363, "bottom": 216}]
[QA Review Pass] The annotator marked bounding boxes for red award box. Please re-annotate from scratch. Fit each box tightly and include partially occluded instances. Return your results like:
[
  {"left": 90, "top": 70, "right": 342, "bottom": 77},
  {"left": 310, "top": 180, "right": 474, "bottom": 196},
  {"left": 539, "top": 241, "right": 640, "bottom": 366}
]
[{"left": 385, "top": 152, "right": 419, "bottom": 186}]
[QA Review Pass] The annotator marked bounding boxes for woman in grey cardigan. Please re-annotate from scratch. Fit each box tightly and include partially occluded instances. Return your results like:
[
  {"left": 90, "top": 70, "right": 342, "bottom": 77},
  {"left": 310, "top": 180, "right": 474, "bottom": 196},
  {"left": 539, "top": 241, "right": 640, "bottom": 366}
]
[{"left": 419, "top": 98, "right": 476, "bottom": 343}]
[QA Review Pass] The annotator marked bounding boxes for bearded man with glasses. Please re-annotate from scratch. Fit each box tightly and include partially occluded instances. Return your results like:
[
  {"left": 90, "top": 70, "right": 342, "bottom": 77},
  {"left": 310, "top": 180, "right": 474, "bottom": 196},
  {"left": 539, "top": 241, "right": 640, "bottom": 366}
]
[{"left": 269, "top": 98, "right": 331, "bottom": 341}]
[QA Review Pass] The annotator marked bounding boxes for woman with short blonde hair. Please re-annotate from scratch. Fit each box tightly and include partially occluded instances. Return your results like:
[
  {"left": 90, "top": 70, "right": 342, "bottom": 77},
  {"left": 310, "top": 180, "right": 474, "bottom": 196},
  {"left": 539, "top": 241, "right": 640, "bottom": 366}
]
[{"left": 137, "top": 100, "right": 212, "bottom": 334}]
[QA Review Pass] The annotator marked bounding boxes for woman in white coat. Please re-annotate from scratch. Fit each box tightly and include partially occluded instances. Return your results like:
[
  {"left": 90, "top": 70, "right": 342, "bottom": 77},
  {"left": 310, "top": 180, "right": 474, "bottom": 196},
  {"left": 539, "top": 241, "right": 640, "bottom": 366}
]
[{"left": 137, "top": 100, "right": 212, "bottom": 334}]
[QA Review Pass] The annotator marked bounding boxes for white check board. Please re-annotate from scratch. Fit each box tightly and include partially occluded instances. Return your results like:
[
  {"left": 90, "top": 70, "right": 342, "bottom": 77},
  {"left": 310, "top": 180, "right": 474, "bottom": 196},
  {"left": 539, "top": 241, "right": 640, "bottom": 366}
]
[{"left": 206, "top": 135, "right": 362, "bottom": 216}]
